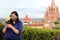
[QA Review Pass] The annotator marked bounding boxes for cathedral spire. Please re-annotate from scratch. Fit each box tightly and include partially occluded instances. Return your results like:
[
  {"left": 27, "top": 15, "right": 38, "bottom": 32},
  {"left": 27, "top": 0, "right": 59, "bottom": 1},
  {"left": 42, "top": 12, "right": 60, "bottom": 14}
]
[{"left": 51, "top": 0, "right": 55, "bottom": 6}]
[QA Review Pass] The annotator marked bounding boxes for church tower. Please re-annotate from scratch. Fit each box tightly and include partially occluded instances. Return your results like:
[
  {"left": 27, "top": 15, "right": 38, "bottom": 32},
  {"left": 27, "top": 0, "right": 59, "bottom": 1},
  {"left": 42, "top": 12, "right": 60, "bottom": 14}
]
[{"left": 44, "top": 0, "right": 59, "bottom": 22}]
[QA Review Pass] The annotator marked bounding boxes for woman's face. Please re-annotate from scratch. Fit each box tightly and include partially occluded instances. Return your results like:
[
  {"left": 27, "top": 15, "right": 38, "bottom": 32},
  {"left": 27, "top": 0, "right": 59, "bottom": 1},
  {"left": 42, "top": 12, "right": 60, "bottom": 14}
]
[{"left": 10, "top": 13, "right": 17, "bottom": 21}]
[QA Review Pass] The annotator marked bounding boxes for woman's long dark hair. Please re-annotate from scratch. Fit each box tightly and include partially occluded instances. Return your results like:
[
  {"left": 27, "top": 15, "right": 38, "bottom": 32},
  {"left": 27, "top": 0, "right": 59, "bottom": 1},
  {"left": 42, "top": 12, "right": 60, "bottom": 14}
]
[{"left": 6, "top": 11, "right": 20, "bottom": 25}]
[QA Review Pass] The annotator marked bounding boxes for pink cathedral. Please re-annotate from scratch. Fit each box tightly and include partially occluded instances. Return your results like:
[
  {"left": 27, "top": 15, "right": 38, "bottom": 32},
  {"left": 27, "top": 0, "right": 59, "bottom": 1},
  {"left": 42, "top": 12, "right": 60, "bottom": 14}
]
[{"left": 44, "top": 0, "right": 59, "bottom": 22}]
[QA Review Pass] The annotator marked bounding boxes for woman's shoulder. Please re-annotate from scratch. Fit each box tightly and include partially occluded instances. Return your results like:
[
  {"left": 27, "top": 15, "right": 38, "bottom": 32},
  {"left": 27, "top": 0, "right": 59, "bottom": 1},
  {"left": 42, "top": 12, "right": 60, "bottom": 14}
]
[
  {"left": 14, "top": 21, "right": 22, "bottom": 26},
  {"left": 17, "top": 21, "right": 22, "bottom": 26},
  {"left": 18, "top": 21, "right": 22, "bottom": 24}
]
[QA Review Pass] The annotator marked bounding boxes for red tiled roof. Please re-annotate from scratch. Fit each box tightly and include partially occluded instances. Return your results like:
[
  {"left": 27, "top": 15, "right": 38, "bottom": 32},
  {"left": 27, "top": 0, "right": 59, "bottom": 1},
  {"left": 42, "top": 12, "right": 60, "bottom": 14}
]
[{"left": 22, "top": 15, "right": 31, "bottom": 20}]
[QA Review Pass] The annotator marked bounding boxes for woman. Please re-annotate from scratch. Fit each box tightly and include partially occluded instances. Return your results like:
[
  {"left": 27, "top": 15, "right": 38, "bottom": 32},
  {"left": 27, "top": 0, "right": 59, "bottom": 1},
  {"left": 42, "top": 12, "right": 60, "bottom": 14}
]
[{"left": 2, "top": 11, "right": 23, "bottom": 40}]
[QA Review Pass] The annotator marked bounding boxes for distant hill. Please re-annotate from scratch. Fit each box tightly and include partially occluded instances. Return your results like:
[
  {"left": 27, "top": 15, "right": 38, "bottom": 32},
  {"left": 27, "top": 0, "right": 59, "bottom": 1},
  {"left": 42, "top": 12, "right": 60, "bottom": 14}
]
[{"left": 0, "top": 18, "right": 5, "bottom": 23}]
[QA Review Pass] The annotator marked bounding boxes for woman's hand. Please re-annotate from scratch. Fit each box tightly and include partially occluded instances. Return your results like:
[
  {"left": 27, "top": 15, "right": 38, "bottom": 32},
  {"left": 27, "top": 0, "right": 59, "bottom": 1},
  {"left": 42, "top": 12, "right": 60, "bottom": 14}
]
[
  {"left": 7, "top": 24, "right": 13, "bottom": 29},
  {"left": 3, "top": 24, "right": 19, "bottom": 34},
  {"left": 2, "top": 24, "right": 8, "bottom": 33}
]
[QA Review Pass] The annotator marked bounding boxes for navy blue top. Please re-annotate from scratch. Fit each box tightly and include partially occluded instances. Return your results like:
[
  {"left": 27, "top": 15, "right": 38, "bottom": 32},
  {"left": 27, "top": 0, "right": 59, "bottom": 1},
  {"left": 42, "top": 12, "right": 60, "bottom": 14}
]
[{"left": 5, "top": 21, "right": 23, "bottom": 39}]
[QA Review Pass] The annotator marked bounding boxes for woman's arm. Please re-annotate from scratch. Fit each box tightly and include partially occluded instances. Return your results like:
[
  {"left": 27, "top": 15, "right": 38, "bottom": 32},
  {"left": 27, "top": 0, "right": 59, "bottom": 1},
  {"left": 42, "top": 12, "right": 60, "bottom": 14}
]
[
  {"left": 7, "top": 24, "right": 19, "bottom": 34},
  {"left": 2, "top": 25, "right": 7, "bottom": 33},
  {"left": 11, "top": 26, "right": 19, "bottom": 34},
  {"left": 11, "top": 22, "right": 23, "bottom": 34}
]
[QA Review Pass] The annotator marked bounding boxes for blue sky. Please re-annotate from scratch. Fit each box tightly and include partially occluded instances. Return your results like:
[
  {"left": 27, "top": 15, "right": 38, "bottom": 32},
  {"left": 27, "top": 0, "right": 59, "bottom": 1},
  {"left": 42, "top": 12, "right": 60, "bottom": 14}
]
[{"left": 0, "top": 0, "right": 60, "bottom": 18}]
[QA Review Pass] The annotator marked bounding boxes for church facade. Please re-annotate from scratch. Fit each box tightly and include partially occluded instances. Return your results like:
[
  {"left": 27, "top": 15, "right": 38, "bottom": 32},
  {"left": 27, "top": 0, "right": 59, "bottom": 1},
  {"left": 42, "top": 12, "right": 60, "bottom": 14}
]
[{"left": 44, "top": 0, "right": 59, "bottom": 22}]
